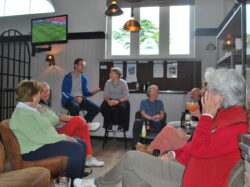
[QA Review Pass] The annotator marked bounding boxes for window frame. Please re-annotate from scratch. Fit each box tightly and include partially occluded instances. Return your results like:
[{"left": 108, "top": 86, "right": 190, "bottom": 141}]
[{"left": 105, "top": 5, "right": 195, "bottom": 60}]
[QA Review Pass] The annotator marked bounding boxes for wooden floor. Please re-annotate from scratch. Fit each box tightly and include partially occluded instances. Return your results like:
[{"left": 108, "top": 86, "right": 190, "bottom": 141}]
[
  {"left": 88, "top": 138, "right": 130, "bottom": 178},
  {"left": 49, "top": 138, "right": 130, "bottom": 186}
]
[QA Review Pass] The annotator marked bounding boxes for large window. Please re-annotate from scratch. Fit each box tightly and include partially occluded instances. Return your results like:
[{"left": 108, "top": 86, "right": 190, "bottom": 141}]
[
  {"left": 106, "top": 5, "right": 195, "bottom": 59},
  {"left": 111, "top": 8, "right": 131, "bottom": 56},
  {"left": 0, "top": 0, "right": 54, "bottom": 17}
]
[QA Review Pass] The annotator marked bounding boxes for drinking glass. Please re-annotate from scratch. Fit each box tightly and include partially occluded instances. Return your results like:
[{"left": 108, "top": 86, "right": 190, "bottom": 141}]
[{"left": 186, "top": 99, "right": 199, "bottom": 113}]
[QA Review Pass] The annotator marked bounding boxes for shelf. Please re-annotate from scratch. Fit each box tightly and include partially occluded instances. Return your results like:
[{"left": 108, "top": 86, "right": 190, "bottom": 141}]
[
  {"left": 217, "top": 51, "right": 242, "bottom": 67},
  {"left": 217, "top": 5, "right": 242, "bottom": 39}
]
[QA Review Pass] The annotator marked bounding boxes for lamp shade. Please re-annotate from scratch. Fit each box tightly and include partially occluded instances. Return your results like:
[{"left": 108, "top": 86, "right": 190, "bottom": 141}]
[
  {"left": 222, "top": 39, "right": 235, "bottom": 51},
  {"left": 46, "top": 55, "right": 55, "bottom": 66},
  {"left": 123, "top": 7, "right": 141, "bottom": 31},
  {"left": 105, "top": 1, "right": 123, "bottom": 16},
  {"left": 124, "top": 17, "right": 141, "bottom": 31}
]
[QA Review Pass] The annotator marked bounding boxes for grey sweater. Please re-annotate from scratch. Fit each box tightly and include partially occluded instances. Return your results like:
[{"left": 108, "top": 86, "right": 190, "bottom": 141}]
[{"left": 103, "top": 79, "right": 129, "bottom": 100}]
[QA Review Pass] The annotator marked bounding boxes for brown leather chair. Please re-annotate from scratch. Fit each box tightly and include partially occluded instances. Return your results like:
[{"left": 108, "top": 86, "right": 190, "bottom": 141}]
[
  {"left": 0, "top": 120, "right": 68, "bottom": 178},
  {"left": 0, "top": 140, "right": 51, "bottom": 187}
]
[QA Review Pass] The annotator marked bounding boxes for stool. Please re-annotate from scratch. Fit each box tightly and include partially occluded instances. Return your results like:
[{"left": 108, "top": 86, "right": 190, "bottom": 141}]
[
  {"left": 103, "top": 125, "right": 127, "bottom": 149},
  {"left": 102, "top": 108, "right": 127, "bottom": 149}
]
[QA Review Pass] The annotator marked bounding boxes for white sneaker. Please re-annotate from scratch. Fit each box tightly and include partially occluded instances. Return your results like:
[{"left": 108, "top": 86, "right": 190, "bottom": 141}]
[
  {"left": 73, "top": 178, "right": 96, "bottom": 187},
  {"left": 85, "top": 157, "right": 104, "bottom": 167},
  {"left": 88, "top": 122, "right": 100, "bottom": 132}
]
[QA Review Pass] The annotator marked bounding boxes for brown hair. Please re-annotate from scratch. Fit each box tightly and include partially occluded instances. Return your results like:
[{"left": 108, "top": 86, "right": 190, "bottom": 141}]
[
  {"left": 16, "top": 80, "right": 42, "bottom": 102},
  {"left": 111, "top": 67, "right": 122, "bottom": 78}
]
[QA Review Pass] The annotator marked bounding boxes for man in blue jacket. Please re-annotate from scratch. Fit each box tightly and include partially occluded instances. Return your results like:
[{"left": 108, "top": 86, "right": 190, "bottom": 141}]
[{"left": 61, "top": 58, "right": 100, "bottom": 123}]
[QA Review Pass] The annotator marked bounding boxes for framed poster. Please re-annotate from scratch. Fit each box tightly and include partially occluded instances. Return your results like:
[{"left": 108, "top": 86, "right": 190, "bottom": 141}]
[{"left": 167, "top": 63, "right": 178, "bottom": 78}]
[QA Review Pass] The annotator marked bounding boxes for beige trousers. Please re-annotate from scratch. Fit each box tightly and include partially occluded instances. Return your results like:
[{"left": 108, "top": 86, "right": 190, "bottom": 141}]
[{"left": 95, "top": 151, "right": 185, "bottom": 187}]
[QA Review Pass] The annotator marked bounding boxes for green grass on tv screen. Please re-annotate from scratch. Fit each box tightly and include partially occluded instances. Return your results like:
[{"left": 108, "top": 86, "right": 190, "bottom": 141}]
[{"left": 32, "top": 22, "right": 66, "bottom": 43}]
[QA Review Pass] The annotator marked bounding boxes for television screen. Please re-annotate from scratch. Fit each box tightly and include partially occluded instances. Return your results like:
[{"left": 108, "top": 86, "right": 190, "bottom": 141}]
[{"left": 31, "top": 15, "right": 68, "bottom": 45}]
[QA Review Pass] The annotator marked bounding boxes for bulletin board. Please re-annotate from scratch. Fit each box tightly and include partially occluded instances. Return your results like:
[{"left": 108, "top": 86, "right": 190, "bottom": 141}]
[{"left": 99, "top": 60, "right": 201, "bottom": 91}]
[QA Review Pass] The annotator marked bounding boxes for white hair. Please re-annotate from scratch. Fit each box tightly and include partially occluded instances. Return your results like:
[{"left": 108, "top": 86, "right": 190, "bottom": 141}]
[
  {"left": 204, "top": 67, "right": 245, "bottom": 108},
  {"left": 146, "top": 84, "right": 158, "bottom": 97},
  {"left": 40, "top": 82, "right": 50, "bottom": 89}
]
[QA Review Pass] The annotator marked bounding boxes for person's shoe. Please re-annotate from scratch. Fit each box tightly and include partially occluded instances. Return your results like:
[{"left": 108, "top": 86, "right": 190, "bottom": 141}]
[
  {"left": 73, "top": 178, "right": 96, "bottom": 187},
  {"left": 135, "top": 142, "right": 154, "bottom": 155},
  {"left": 117, "top": 125, "right": 123, "bottom": 131},
  {"left": 85, "top": 157, "right": 104, "bottom": 167},
  {"left": 88, "top": 122, "right": 100, "bottom": 132}
]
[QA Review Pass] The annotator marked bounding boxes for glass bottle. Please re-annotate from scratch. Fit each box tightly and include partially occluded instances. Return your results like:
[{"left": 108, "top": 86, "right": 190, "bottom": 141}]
[{"left": 141, "top": 123, "right": 146, "bottom": 137}]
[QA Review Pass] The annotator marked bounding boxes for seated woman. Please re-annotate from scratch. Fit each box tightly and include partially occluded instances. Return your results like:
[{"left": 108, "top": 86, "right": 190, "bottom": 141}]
[
  {"left": 136, "top": 88, "right": 202, "bottom": 155},
  {"left": 9, "top": 80, "right": 86, "bottom": 180},
  {"left": 132, "top": 84, "right": 165, "bottom": 149},
  {"left": 39, "top": 82, "right": 104, "bottom": 167},
  {"left": 74, "top": 67, "right": 248, "bottom": 187},
  {"left": 100, "top": 67, "right": 130, "bottom": 131}
]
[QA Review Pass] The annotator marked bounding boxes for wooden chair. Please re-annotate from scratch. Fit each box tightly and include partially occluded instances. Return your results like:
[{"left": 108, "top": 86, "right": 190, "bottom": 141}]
[
  {"left": 0, "top": 120, "right": 68, "bottom": 178},
  {"left": 0, "top": 140, "right": 51, "bottom": 187}
]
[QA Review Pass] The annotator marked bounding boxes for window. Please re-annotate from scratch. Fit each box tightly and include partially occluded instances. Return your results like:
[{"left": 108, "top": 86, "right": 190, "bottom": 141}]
[
  {"left": 106, "top": 5, "right": 195, "bottom": 59},
  {"left": 169, "top": 6, "right": 190, "bottom": 55},
  {"left": 140, "top": 7, "right": 159, "bottom": 55},
  {"left": 0, "top": 0, "right": 54, "bottom": 17},
  {"left": 111, "top": 8, "right": 131, "bottom": 56}
]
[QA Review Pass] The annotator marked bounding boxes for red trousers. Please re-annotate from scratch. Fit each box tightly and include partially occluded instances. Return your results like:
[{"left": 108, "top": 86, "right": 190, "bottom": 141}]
[{"left": 58, "top": 116, "right": 93, "bottom": 155}]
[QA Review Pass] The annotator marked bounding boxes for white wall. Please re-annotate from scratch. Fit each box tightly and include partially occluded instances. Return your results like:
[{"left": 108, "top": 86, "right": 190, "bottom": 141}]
[{"left": 0, "top": 0, "right": 234, "bottom": 137}]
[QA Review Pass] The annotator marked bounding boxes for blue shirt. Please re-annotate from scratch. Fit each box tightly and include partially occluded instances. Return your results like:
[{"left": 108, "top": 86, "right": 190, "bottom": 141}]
[{"left": 140, "top": 99, "right": 164, "bottom": 117}]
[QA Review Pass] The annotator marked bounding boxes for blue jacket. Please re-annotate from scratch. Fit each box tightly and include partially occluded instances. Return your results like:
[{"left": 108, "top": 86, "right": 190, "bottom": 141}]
[{"left": 61, "top": 72, "right": 93, "bottom": 106}]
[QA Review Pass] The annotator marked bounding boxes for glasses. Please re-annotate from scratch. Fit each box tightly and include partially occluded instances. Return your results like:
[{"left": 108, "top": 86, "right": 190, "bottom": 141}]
[{"left": 78, "top": 64, "right": 87, "bottom": 68}]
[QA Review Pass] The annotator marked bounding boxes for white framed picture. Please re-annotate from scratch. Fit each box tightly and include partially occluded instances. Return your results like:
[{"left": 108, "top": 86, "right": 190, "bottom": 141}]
[{"left": 167, "top": 63, "right": 178, "bottom": 78}]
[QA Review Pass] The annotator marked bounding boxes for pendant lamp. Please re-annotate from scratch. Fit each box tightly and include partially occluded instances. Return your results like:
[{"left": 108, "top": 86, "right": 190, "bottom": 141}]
[
  {"left": 105, "top": 1, "right": 123, "bottom": 16},
  {"left": 124, "top": 7, "right": 141, "bottom": 31}
]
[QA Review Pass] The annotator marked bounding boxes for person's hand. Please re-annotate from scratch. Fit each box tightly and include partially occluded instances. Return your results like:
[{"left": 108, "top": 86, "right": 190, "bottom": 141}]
[
  {"left": 202, "top": 91, "right": 224, "bottom": 118},
  {"left": 191, "top": 109, "right": 201, "bottom": 119},
  {"left": 74, "top": 96, "right": 83, "bottom": 103},
  {"left": 107, "top": 100, "right": 113, "bottom": 106},
  {"left": 92, "top": 88, "right": 101, "bottom": 95},
  {"left": 159, "top": 152, "right": 175, "bottom": 160},
  {"left": 66, "top": 136, "right": 77, "bottom": 142},
  {"left": 36, "top": 105, "right": 47, "bottom": 113},
  {"left": 112, "top": 100, "right": 119, "bottom": 106}
]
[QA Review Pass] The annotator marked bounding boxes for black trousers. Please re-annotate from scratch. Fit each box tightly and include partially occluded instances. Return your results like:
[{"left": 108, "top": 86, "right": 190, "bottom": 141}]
[
  {"left": 132, "top": 119, "right": 163, "bottom": 150},
  {"left": 100, "top": 100, "right": 130, "bottom": 131}
]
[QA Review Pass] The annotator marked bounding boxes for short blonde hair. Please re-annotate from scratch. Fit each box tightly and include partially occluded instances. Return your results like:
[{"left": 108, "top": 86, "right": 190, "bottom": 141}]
[
  {"left": 111, "top": 67, "right": 122, "bottom": 78},
  {"left": 16, "top": 80, "right": 42, "bottom": 102}
]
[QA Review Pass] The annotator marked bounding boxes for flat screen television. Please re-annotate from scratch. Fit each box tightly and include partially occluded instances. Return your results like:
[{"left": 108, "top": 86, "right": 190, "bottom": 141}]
[{"left": 31, "top": 15, "right": 68, "bottom": 45}]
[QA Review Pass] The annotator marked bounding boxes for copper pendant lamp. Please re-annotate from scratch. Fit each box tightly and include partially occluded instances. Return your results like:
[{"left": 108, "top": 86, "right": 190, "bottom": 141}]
[
  {"left": 124, "top": 7, "right": 141, "bottom": 31},
  {"left": 105, "top": 1, "right": 123, "bottom": 16}
]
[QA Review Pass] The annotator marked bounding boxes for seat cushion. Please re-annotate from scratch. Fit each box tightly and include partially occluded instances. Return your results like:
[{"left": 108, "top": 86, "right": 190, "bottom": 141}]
[{"left": 0, "top": 167, "right": 50, "bottom": 187}]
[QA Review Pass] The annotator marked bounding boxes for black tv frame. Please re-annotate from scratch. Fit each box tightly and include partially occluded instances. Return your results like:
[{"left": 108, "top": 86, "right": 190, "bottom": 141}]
[{"left": 31, "top": 14, "right": 68, "bottom": 46}]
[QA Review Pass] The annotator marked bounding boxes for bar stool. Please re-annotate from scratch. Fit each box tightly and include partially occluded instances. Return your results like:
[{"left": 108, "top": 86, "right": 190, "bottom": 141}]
[{"left": 102, "top": 108, "right": 127, "bottom": 148}]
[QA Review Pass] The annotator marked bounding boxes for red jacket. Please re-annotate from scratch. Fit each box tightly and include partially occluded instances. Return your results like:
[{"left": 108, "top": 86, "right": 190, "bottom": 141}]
[{"left": 174, "top": 106, "right": 248, "bottom": 187}]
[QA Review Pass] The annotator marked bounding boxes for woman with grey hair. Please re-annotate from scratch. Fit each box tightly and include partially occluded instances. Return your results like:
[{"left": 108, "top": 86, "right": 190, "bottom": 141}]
[
  {"left": 100, "top": 67, "right": 130, "bottom": 131},
  {"left": 131, "top": 84, "right": 165, "bottom": 150},
  {"left": 74, "top": 67, "right": 248, "bottom": 187}
]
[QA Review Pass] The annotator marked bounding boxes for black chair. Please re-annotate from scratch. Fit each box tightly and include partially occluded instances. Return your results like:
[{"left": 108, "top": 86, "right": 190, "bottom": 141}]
[
  {"left": 136, "top": 111, "right": 167, "bottom": 145},
  {"left": 102, "top": 105, "right": 130, "bottom": 149}
]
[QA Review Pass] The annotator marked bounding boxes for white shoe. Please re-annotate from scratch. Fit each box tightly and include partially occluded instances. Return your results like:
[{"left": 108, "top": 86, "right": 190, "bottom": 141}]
[
  {"left": 85, "top": 157, "right": 104, "bottom": 167},
  {"left": 73, "top": 178, "right": 96, "bottom": 187},
  {"left": 88, "top": 122, "right": 100, "bottom": 132}
]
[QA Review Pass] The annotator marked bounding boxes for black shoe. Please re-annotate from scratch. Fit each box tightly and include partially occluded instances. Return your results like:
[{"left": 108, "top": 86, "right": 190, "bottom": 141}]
[{"left": 117, "top": 125, "right": 123, "bottom": 131}]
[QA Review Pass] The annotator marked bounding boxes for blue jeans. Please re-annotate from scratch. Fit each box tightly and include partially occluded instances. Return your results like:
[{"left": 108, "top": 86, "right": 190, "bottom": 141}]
[
  {"left": 64, "top": 98, "right": 100, "bottom": 122},
  {"left": 22, "top": 140, "right": 86, "bottom": 179}
]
